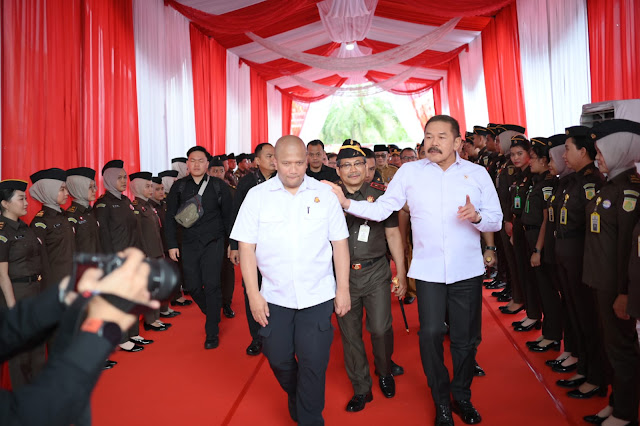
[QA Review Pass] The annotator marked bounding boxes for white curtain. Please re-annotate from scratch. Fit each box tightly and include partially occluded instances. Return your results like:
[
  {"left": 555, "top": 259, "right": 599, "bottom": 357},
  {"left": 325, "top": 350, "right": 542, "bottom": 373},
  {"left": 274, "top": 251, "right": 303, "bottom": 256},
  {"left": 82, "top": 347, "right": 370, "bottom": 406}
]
[
  {"left": 440, "top": 78, "right": 450, "bottom": 116},
  {"left": 226, "top": 51, "right": 253, "bottom": 155},
  {"left": 299, "top": 97, "right": 335, "bottom": 143},
  {"left": 133, "top": 0, "right": 196, "bottom": 174},
  {"left": 317, "top": 0, "right": 377, "bottom": 42},
  {"left": 517, "top": 0, "right": 590, "bottom": 137},
  {"left": 459, "top": 36, "right": 489, "bottom": 132},
  {"left": 267, "top": 83, "right": 283, "bottom": 143}
]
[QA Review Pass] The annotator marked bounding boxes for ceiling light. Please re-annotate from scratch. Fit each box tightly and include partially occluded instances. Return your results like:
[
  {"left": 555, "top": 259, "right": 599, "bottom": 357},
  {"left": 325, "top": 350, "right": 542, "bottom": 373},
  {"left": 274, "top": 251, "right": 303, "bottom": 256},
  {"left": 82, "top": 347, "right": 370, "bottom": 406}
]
[{"left": 345, "top": 42, "right": 355, "bottom": 51}]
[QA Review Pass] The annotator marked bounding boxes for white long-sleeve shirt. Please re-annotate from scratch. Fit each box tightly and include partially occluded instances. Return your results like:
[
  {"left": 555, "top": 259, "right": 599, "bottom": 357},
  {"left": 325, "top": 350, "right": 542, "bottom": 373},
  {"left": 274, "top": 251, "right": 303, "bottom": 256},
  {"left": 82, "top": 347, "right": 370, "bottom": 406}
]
[{"left": 346, "top": 154, "right": 503, "bottom": 284}]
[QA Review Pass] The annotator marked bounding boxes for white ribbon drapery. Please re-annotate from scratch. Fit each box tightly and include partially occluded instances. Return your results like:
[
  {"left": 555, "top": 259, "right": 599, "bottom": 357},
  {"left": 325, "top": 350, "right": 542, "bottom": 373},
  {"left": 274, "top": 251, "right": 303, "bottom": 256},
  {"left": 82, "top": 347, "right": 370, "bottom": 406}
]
[
  {"left": 317, "top": 0, "right": 377, "bottom": 43},
  {"left": 267, "top": 83, "right": 283, "bottom": 142},
  {"left": 226, "top": 51, "right": 253, "bottom": 155},
  {"left": 245, "top": 17, "right": 460, "bottom": 72},
  {"left": 458, "top": 36, "right": 489, "bottom": 132}
]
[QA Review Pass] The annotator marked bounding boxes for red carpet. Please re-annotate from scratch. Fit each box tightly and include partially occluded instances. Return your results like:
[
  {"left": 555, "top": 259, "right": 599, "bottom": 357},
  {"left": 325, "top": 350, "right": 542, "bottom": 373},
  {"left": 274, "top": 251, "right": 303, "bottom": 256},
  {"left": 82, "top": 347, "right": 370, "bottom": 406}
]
[{"left": 91, "top": 273, "right": 610, "bottom": 426}]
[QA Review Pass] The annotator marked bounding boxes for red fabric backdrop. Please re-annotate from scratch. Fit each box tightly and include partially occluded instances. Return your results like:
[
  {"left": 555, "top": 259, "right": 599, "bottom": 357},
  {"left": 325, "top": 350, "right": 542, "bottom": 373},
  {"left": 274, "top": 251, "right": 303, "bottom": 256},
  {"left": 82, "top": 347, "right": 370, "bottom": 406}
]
[
  {"left": 190, "top": 24, "right": 227, "bottom": 155},
  {"left": 250, "top": 69, "right": 268, "bottom": 149},
  {"left": 587, "top": 0, "right": 640, "bottom": 102},
  {"left": 481, "top": 3, "right": 527, "bottom": 129},
  {"left": 433, "top": 83, "right": 442, "bottom": 116},
  {"left": 446, "top": 56, "right": 467, "bottom": 134},
  {"left": 282, "top": 94, "right": 293, "bottom": 136}
]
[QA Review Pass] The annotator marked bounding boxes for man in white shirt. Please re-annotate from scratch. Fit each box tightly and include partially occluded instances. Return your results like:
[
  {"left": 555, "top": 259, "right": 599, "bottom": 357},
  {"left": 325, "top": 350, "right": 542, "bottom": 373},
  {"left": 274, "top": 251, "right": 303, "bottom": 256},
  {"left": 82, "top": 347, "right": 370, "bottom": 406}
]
[
  {"left": 231, "top": 135, "right": 351, "bottom": 426},
  {"left": 327, "top": 115, "right": 502, "bottom": 426}
]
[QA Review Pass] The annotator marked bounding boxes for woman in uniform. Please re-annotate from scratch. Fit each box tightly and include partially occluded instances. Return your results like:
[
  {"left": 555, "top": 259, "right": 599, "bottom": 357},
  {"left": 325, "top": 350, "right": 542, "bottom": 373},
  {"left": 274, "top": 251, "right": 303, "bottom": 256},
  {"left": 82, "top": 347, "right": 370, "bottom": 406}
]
[
  {"left": 29, "top": 168, "right": 74, "bottom": 289},
  {"left": 0, "top": 180, "right": 45, "bottom": 388},
  {"left": 553, "top": 126, "right": 609, "bottom": 399},
  {"left": 65, "top": 168, "right": 100, "bottom": 253},
  {"left": 582, "top": 120, "right": 640, "bottom": 425}
]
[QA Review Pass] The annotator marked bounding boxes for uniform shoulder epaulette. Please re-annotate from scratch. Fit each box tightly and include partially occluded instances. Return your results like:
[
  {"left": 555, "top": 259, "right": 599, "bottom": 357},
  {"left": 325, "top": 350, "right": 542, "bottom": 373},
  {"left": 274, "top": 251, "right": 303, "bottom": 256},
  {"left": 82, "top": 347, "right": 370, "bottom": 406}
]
[
  {"left": 132, "top": 199, "right": 138, "bottom": 206},
  {"left": 629, "top": 173, "right": 640, "bottom": 184},
  {"left": 370, "top": 181, "right": 386, "bottom": 191},
  {"left": 68, "top": 205, "right": 77, "bottom": 213},
  {"left": 95, "top": 203, "right": 106, "bottom": 208},
  {"left": 68, "top": 217, "right": 78, "bottom": 224},
  {"left": 35, "top": 210, "right": 44, "bottom": 217},
  {"left": 34, "top": 222, "right": 46, "bottom": 229},
  {"left": 0, "top": 222, "right": 4, "bottom": 230},
  {"left": 583, "top": 168, "right": 593, "bottom": 176}
]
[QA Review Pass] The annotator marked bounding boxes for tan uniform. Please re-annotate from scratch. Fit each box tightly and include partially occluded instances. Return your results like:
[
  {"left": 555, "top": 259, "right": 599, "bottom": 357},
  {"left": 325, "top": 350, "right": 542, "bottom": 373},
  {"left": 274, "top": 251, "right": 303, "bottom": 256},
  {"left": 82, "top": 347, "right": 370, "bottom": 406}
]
[{"left": 376, "top": 164, "right": 398, "bottom": 185}]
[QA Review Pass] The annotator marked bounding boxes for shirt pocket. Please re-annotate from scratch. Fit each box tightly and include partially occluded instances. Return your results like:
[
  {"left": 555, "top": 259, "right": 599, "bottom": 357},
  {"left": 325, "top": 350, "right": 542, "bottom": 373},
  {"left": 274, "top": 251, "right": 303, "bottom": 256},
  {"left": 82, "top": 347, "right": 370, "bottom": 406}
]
[{"left": 258, "top": 211, "right": 285, "bottom": 241}]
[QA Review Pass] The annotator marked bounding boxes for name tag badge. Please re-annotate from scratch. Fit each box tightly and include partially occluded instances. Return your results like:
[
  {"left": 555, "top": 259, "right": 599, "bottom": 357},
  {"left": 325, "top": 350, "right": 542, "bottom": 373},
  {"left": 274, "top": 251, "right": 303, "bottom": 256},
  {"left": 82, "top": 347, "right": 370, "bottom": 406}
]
[
  {"left": 548, "top": 207, "right": 554, "bottom": 222},
  {"left": 560, "top": 207, "right": 567, "bottom": 225},
  {"left": 525, "top": 199, "right": 530, "bottom": 214},
  {"left": 590, "top": 212, "right": 600, "bottom": 233},
  {"left": 514, "top": 196, "right": 521, "bottom": 210},
  {"left": 357, "top": 224, "right": 370, "bottom": 242}
]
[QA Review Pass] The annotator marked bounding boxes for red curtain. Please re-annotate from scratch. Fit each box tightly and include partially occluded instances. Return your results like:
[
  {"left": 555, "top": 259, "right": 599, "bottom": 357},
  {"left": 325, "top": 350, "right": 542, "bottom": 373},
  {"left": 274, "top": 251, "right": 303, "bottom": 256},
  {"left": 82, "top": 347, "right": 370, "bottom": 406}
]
[
  {"left": 378, "top": 0, "right": 514, "bottom": 18},
  {"left": 587, "top": 0, "right": 640, "bottom": 102},
  {"left": 250, "top": 68, "right": 268, "bottom": 149},
  {"left": 481, "top": 3, "right": 527, "bottom": 129},
  {"left": 282, "top": 93, "right": 293, "bottom": 136},
  {"left": 433, "top": 83, "right": 442, "bottom": 116},
  {"left": 190, "top": 24, "right": 227, "bottom": 155},
  {"left": 446, "top": 56, "right": 467, "bottom": 133}
]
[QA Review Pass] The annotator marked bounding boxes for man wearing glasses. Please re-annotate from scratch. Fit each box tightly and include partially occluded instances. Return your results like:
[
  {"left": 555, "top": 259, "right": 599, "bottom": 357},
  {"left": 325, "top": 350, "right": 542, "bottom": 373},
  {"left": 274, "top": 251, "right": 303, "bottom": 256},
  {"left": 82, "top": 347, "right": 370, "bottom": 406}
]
[
  {"left": 400, "top": 148, "right": 418, "bottom": 164},
  {"left": 335, "top": 140, "right": 407, "bottom": 413},
  {"left": 306, "top": 139, "right": 339, "bottom": 183},
  {"left": 373, "top": 145, "right": 398, "bottom": 184}
]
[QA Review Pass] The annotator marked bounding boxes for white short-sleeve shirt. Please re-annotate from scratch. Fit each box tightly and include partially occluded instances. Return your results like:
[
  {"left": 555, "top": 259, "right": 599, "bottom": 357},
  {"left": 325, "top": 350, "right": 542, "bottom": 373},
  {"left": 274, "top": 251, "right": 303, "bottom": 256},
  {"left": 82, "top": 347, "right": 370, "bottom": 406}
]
[{"left": 230, "top": 175, "right": 349, "bottom": 309}]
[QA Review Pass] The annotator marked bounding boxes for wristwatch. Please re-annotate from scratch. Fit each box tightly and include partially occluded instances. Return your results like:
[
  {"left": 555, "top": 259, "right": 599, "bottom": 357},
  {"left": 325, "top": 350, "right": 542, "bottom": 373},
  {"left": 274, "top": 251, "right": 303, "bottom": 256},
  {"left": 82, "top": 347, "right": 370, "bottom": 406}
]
[
  {"left": 485, "top": 246, "right": 497, "bottom": 252},
  {"left": 81, "top": 318, "right": 122, "bottom": 346},
  {"left": 532, "top": 247, "right": 540, "bottom": 254},
  {"left": 471, "top": 211, "right": 482, "bottom": 224}
]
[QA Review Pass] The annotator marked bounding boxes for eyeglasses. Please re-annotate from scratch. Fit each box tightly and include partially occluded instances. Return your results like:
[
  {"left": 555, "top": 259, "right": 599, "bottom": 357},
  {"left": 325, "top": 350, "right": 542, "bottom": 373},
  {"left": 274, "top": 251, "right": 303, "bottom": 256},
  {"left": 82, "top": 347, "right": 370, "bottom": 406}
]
[
  {"left": 374, "top": 153, "right": 387, "bottom": 158},
  {"left": 401, "top": 155, "right": 417, "bottom": 162},
  {"left": 337, "top": 161, "right": 366, "bottom": 170}
]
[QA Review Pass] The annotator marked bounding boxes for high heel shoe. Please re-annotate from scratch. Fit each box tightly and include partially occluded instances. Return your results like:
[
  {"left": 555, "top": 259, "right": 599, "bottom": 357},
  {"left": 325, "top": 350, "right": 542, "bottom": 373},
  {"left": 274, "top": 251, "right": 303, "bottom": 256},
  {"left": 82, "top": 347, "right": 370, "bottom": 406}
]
[
  {"left": 513, "top": 319, "right": 527, "bottom": 327},
  {"left": 513, "top": 320, "right": 541, "bottom": 332},
  {"left": 552, "top": 362, "right": 578, "bottom": 373},
  {"left": 529, "top": 340, "right": 561, "bottom": 352},
  {"left": 545, "top": 357, "right": 568, "bottom": 367},
  {"left": 567, "top": 386, "right": 607, "bottom": 399},
  {"left": 499, "top": 305, "right": 524, "bottom": 315},
  {"left": 143, "top": 322, "right": 168, "bottom": 331}
]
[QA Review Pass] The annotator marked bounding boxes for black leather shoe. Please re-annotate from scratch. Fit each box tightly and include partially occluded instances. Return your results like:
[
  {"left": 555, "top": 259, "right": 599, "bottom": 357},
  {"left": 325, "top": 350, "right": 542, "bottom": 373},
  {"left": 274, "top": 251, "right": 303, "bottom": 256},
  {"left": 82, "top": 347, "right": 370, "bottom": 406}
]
[
  {"left": 345, "top": 392, "right": 373, "bottom": 412},
  {"left": 452, "top": 399, "right": 482, "bottom": 424},
  {"left": 474, "top": 363, "right": 486, "bottom": 377},
  {"left": 160, "top": 311, "right": 180, "bottom": 318},
  {"left": 499, "top": 305, "right": 524, "bottom": 315},
  {"left": 143, "top": 322, "right": 168, "bottom": 331},
  {"left": 204, "top": 335, "right": 219, "bottom": 349},
  {"left": 492, "top": 288, "right": 509, "bottom": 297},
  {"left": 171, "top": 299, "right": 193, "bottom": 306},
  {"left": 157, "top": 321, "right": 172, "bottom": 328},
  {"left": 379, "top": 375, "right": 395, "bottom": 398},
  {"left": 246, "top": 339, "right": 262, "bottom": 356},
  {"left": 375, "top": 360, "right": 404, "bottom": 377},
  {"left": 545, "top": 357, "right": 568, "bottom": 367},
  {"left": 513, "top": 319, "right": 526, "bottom": 327},
  {"left": 120, "top": 344, "right": 144, "bottom": 352},
  {"left": 556, "top": 377, "right": 586, "bottom": 388},
  {"left": 552, "top": 362, "right": 578, "bottom": 373},
  {"left": 106, "top": 359, "right": 117, "bottom": 366},
  {"left": 583, "top": 414, "right": 608, "bottom": 424},
  {"left": 567, "top": 386, "right": 607, "bottom": 399},
  {"left": 222, "top": 304, "right": 235, "bottom": 318},
  {"left": 435, "top": 404, "right": 454, "bottom": 426},
  {"left": 484, "top": 278, "right": 498, "bottom": 288},
  {"left": 514, "top": 320, "right": 541, "bottom": 332},
  {"left": 497, "top": 293, "right": 513, "bottom": 302},
  {"left": 486, "top": 280, "right": 506, "bottom": 290},
  {"left": 129, "top": 337, "right": 154, "bottom": 345},
  {"left": 403, "top": 296, "right": 416, "bottom": 305},
  {"left": 103, "top": 360, "right": 115, "bottom": 370},
  {"left": 288, "top": 393, "right": 298, "bottom": 422},
  {"left": 529, "top": 341, "right": 561, "bottom": 352}
]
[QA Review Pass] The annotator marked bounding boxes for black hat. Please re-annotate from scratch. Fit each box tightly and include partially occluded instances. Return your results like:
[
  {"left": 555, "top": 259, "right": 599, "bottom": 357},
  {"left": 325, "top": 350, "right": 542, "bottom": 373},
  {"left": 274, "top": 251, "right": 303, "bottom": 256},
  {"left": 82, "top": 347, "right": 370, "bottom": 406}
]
[
  {"left": 496, "top": 124, "right": 526, "bottom": 135},
  {"left": 227, "top": 153, "right": 235, "bottom": 160},
  {"left": 336, "top": 139, "right": 365, "bottom": 161},
  {"left": 237, "top": 153, "right": 248, "bottom": 162},
  {"left": 388, "top": 144, "right": 401, "bottom": 155},
  {"left": 129, "top": 172, "right": 152, "bottom": 182},
  {"left": 473, "top": 126, "right": 491, "bottom": 136},
  {"left": 531, "top": 137, "right": 551, "bottom": 148},
  {"left": 66, "top": 167, "right": 96, "bottom": 181},
  {"left": 248, "top": 153, "right": 256, "bottom": 161},
  {"left": 548, "top": 134, "right": 567, "bottom": 148},
  {"left": 158, "top": 170, "right": 178, "bottom": 179},
  {"left": 589, "top": 119, "right": 640, "bottom": 140},
  {"left": 465, "top": 131, "right": 474, "bottom": 140},
  {"left": 565, "top": 126, "right": 591, "bottom": 138},
  {"left": 510, "top": 134, "right": 531, "bottom": 150},
  {"left": 102, "top": 159, "right": 124, "bottom": 175},
  {"left": 171, "top": 157, "right": 187, "bottom": 164},
  {"left": 218, "top": 154, "right": 228, "bottom": 162},
  {"left": 487, "top": 123, "right": 500, "bottom": 133},
  {"left": 30, "top": 168, "right": 67, "bottom": 184},
  {"left": 151, "top": 177, "right": 162, "bottom": 184},
  {"left": 373, "top": 144, "right": 388, "bottom": 153},
  {"left": 0, "top": 179, "right": 28, "bottom": 192},
  {"left": 209, "top": 157, "right": 224, "bottom": 168}
]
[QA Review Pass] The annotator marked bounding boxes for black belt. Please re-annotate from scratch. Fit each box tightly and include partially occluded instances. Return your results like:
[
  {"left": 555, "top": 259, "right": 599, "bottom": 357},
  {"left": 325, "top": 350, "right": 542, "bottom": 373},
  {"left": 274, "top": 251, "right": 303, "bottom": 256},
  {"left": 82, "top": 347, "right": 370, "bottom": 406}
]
[
  {"left": 351, "top": 256, "right": 385, "bottom": 270},
  {"left": 522, "top": 224, "right": 541, "bottom": 231},
  {"left": 12, "top": 274, "right": 41, "bottom": 283},
  {"left": 555, "top": 229, "right": 584, "bottom": 240}
]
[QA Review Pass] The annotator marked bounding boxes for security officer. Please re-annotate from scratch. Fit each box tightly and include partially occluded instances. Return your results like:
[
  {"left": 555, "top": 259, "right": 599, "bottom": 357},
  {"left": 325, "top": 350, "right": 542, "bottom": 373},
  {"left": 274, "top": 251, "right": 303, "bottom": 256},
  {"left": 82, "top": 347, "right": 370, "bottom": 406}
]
[
  {"left": 0, "top": 180, "right": 45, "bottom": 388},
  {"left": 29, "top": 168, "right": 74, "bottom": 289},
  {"left": 65, "top": 167, "right": 101, "bottom": 253},
  {"left": 234, "top": 154, "right": 251, "bottom": 182},
  {"left": 373, "top": 145, "right": 398, "bottom": 184},
  {"left": 335, "top": 140, "right": 406, "bottom": 412},
  {"left": 224, "top": 153, "right": 239, "bottom": 188},
  {"left": 583, "top": 119, "right": 640, "bottom": 424}
]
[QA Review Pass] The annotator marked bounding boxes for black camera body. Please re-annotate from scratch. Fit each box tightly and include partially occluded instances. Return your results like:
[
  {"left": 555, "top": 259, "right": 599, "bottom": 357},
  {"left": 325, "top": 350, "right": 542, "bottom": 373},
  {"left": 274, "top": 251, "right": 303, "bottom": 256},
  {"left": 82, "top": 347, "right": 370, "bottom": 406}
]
[{"left": 73, "top": 253, "right": 179, "bottom": 301}]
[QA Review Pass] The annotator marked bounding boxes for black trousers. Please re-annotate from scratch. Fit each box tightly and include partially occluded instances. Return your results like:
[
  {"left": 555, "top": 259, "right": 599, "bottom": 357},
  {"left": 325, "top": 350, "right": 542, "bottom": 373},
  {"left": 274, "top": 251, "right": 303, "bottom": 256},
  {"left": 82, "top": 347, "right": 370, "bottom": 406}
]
[
  {"left": 499, "top": 225, "right": 522, "bottom": 303},
  {"left": 596, "top": 288, "right": 640, "bottom": 422},
  {"left": 243, "top": 269, "right": 263, "bottom": 340},
  {"left": 416, "top": 276, "right": 482, "bottom": 405},
  {"left": 181, "top": 238, "right": 224, "bottom": 337},
  {"left": 513, "top": 218, "right": 540, "bottom": 318},
  {"left": 259, "top": 299, "right": 334, "bottom": 426},
  {"left": 220, "top": 237, "right": 235, "bottom": 306}
]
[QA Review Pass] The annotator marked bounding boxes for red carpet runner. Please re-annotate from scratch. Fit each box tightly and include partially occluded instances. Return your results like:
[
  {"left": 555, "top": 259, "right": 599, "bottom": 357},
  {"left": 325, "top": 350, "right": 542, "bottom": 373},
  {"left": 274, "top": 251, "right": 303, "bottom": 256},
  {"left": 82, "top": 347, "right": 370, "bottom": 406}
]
[{"left": 92, "top": 274, "right": 609, "bottom": 425}]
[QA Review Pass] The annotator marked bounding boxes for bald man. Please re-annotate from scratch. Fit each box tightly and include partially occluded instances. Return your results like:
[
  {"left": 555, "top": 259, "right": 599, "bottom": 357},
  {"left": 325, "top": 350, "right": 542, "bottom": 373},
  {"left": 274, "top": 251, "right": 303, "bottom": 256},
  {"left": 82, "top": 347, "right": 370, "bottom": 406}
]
[{"left": 231, "top": 135, "right": 350, "bottom": 425}]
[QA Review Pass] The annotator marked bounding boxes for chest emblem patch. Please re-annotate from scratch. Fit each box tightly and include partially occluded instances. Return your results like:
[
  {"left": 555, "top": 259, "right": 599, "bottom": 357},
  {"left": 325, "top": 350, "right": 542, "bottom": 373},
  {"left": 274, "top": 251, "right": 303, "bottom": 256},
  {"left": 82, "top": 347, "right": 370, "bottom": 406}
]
[
  {"left": 367, "top": 196, "right": 375, "bottom": 203},
  {"left": 314, "top": 197, "right": 320, "bottom": 203},
  {"left": 602, "top": 200, "right": 611, "bottom": 209}
]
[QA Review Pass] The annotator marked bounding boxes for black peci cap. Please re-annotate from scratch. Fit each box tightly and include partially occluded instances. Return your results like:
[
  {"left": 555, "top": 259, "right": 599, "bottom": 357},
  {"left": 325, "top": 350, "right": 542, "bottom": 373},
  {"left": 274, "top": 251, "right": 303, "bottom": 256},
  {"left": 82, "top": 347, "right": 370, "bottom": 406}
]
[
  {"left": 171, "top": 157, "right": 187, "bottom": 164},
  {"left": 474, "top": 126, "right": 491, "bottom": 136},
  {"left": 151, "top": 177, "right": 162, "bottom": 184},
  {"left": 496, "top": 124, "right": 526, "bottom": 135},
  {"left": 0, "top": 179, "right": 28, "bottom": 192},
  {"left": 209, "top": 157, "right": 224, "bottom": 168},
  {"left": 218, "top": 154, "right": 228, "bottom": 162},
  {"left": 67, "top": 167, "right": 96, "bottom": 180},
  {"left": 30, "top": 168, "right": 67, "bottom": 184},
  {"left": 530, "top": 137, "right": 551, "bottom": 148},
  {"left": 158, "top": 170, "right": 178, "bottom": 178},
  {"left": 548, "top": 134, "right": 567, "bottom": 148},
  {"left": 565, "top": 126, "right": 591, "bottom": 138},
  {"left": 227, "top": 153, "right": 235, "bottom": 160},
  {"left": 129, "top": 172, "right": 152, "bottom": 182},
  {"left": 102, "top": 160, "right": 124, "bottom": 175},
  {"left": 373, "top": 144, "right": 388, "bottom": 153},
  {"left": 388, "top": 144, "right": 401, "bottom": 155},
  {"left": 336, "top": 139, "right": 365, "bottom": 161},
  {"left": 510, "top": 134, "right": 531, "bottom": 150},
  {"left": 589, "top": 119, "right": 640, "bottom": 140}
]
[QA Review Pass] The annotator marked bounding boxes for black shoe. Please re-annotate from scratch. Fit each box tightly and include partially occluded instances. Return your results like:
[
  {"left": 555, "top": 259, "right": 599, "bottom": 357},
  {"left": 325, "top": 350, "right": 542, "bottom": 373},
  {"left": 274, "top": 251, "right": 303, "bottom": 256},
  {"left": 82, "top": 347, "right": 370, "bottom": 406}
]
[
  {"left": 403, "top": 296, "right": 416, "bottom": 305},
  {"left": 452, "top": 399, "right": 482, "bottom": 424},
  {"left": 129, "top": 337, "right": 154, "bottom": 345},
  {"left": 345, "top": 392, "right": 373, "bottom": 412},
  {"left": 288, "top": 393, "right": 298, "bottom": 422},
  {"left": 583, "top": 414, "right": 608, "bottom": 424},
  {"left": 496, "top": 292, "right": 513, "bottom": 302},
  {"left": 106, "top": 359, "right": 117, "bottom": 367},
  {"left": 222, "top": 304, "right": 235, "bottom": 318},
  {"left": 171, "top": 299, "right": 193, "bottom": 306},
  {"left": 160, "top": 311, "right": 181, "bottom": 318},
  {"left": 120, "top": 344, "right": 144, "bottom": 352},
  {"left": 103, "top": 360, "right": 115, "bottom": 370},
  {"left": 499, "top": 305, "right": 524, "bottom": 315},
  {"left": 484, "top": 278, "right": 498, "bottom": 288},
  {"left": 552, "top": 362, "right": 578, "bottom": 373},
  {"left": 143, "top": 322, "right": 168, "bottom": 331},
  {"left": 379, "top": 375, "right": 395, "bottom": 398},
  {"left": 375, "top": 360, "right": 404, "bottom": 377},
  {"left": 157, "top": 321, "right": 172, "bottom": 328},
  {"left": 435, "top": 404, "right": 454, "bottom": 426},
  {"left": 567, "top": 386, "right": 607, "bottom": 399},
  {"left": 513, "top": 319, "right": 526, "bottom": 327},
  {"left": 526, "top": 338, "right": 543, "bottom": 347},
  {"left": 486, "top": 280, "right": 506, "bottom": 290},
  {"left": 545, "top": 357, "right": 568, "bottom": 367},
  {"left": 556, "top": 377, "right": 586, "bottom": 388},
  {"left": 474, "top": 363, "right": 486, "bottom": 377},
  {"left": 492, "top": 288, "right": 509, "bottom": 297},
  {"left": 246, "top": 339, "right": 262, "bottom": 356},
  {"left": 529, "top": 341, "right": 561, "bottom": 352},
  {"left": 513, "top": 320, "right": 541, "bottom": 332},
  {"left": 204, "top": 335, "right": 219, "bottom": 349}
]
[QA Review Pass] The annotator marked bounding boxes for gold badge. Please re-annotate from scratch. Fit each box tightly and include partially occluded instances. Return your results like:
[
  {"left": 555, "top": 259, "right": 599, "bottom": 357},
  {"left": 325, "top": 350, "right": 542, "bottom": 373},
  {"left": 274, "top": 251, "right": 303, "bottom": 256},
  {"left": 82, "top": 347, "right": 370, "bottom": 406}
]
[
  {"left": 314, "top": 197, "right": 320, "bottom": 203},
  {"left": 623, "top": 197, "right": 637, "bottom": 212},
  {"left": 35, "top": 211, "right": 44, "bottom": 217},
  {"left": 367, "top": 196, "right": 375, "bottom": 203},
  {"left": 542, "top": 187, "right": 553, "bottom": 201}
]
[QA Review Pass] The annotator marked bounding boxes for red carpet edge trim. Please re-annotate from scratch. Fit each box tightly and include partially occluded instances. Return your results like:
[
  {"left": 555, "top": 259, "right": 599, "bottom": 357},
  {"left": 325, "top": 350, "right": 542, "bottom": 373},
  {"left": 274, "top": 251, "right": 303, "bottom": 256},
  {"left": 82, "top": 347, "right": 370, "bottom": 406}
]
[
  {"left": 221, "top": 355, "right": 268, "bottom": 425},
  {"left": 482, "top": 296, "right": 579, "bottom": 426}
]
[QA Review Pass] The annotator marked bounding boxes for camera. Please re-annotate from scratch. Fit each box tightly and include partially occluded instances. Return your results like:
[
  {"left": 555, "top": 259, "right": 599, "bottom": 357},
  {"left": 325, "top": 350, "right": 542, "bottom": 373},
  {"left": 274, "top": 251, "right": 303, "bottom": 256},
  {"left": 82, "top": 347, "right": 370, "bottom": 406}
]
[{"left": 73, "top": 253, "right": 179, "bottom": 301}]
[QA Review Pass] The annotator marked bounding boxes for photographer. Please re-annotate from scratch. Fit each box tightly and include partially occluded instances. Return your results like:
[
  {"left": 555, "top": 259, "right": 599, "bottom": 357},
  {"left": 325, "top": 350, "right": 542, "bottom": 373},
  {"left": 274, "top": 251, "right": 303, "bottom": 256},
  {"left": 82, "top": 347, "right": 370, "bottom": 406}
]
[{"left": 0, "top": 248, "right": 159, "bottom": 426}]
